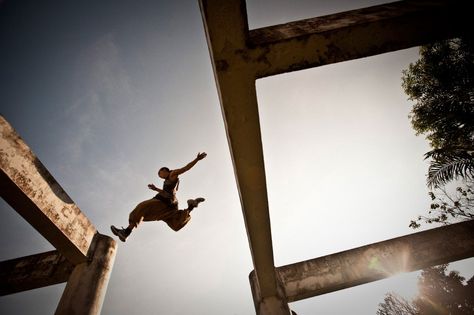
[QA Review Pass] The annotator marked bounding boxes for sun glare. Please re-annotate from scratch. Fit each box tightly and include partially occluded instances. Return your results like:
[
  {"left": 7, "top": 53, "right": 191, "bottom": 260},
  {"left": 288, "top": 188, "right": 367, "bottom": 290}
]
[{"left": 386, "top": 271, "right": 420, "bottom": 301}]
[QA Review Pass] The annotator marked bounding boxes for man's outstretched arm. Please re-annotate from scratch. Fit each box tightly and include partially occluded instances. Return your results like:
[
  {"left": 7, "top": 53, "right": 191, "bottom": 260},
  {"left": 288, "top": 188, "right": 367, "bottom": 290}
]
[{"left": 171, "top": 152, "right": 207, "bottom": 177}]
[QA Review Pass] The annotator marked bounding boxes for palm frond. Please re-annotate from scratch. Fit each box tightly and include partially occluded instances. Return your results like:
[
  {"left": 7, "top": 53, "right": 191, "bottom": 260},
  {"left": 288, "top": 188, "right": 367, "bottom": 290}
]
[
  {"left": 424, "top": 144, "right": 474, "bottom": 158},
  {"left": 427, "top": 154, "right": 474, "bottom": 188}
]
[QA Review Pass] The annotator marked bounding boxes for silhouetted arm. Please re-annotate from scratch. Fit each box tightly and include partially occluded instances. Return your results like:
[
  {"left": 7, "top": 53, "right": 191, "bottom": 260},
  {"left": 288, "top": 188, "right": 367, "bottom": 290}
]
[
  {"left": 148, "top": 184, "right": 164, "bottom": 194},
  {"left": 170, "top": 152, "right": 207, "bottom": 177}
]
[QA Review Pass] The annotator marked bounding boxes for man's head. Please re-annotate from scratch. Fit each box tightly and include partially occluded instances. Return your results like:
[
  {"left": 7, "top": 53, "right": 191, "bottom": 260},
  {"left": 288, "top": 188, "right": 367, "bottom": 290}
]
[{"left": 158, "top": 167, "right": 170, "bottom": 179}]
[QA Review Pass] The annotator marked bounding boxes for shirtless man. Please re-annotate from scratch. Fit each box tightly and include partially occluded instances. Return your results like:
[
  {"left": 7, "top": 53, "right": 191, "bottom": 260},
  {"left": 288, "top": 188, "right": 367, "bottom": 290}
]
[{"left": 111, "top": 152, "right": 207, "bottom": 242}]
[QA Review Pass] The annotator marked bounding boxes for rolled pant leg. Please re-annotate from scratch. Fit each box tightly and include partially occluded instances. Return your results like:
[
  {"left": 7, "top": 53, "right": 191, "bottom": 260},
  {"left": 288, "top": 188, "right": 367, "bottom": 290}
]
[
  {"left": 129, "top": 199, "right": 171, "bottom": 228},
  {"left": 163, "top": 209, "right": 191, "bottom": 232}
]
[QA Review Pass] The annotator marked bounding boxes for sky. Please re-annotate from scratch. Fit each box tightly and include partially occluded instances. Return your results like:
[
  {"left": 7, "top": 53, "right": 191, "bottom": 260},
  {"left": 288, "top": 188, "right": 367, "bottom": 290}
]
[{"left": 0, "top": 0, "right": 473, "bottom": 314}]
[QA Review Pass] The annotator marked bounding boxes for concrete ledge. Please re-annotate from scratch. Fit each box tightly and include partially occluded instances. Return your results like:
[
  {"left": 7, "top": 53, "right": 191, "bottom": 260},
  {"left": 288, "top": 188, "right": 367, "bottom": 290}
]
[
  {"left": 249, "top": 0, "right": 470, "bottom": 77},
  {"left": 277, "top": 220, "right": 474, "bottom": 302},
  {"left": 0, "top": 115, "right": 97, "bottom": 264},
  {"left": 0, "top": 250, "right": 74, "bottom": 296}
]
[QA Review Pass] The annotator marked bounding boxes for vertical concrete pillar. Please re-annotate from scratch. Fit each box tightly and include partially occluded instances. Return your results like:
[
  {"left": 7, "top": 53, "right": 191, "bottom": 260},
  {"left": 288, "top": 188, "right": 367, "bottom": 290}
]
[
  {"left": 250, "top": 270, "right": 292, "bottom": 315},
  {"left": 55, "top": 234, "right": 117, "bottom": 315}
]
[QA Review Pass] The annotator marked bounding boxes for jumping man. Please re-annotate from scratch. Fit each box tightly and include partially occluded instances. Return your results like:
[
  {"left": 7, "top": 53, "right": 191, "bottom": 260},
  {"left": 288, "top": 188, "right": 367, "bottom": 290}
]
[{"left": 111, "top": 152, "right": 207, "bottom": 242}]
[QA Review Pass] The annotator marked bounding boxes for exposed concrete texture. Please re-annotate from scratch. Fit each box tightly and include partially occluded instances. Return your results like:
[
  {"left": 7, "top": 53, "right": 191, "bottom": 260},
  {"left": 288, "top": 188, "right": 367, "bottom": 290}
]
[
  {"left": 277, "top": 220, "right": 474, "bottom": 302},
  {"left": 250, "top": 270, "right": 292, "bottom": 315},
  {"left": 0, "top": 250, "right": 74, "bottom": 296},
  {"left": 249, "top": 0, "right": 470, "bottom": 78},
  {"left": 1, "top": 116, "right": 117, "bottom": 313},
  {"left": 0, "top": 115, "right": 97, "bottom": 264},
  {"left": 199, "top": 0, "right": 278, "bottom": 298},
  {"left": 55, "top": 234, "right": 117, "bottom": 315},
  {"left": 199, "top": 0, "right": 472, "bottom": 313}
]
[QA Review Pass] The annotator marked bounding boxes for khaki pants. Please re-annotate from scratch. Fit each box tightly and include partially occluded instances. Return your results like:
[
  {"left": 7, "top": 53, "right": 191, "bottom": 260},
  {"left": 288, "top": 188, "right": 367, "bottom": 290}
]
[{"left": 128, "top": 199, "right": 191, "bottom": 232}]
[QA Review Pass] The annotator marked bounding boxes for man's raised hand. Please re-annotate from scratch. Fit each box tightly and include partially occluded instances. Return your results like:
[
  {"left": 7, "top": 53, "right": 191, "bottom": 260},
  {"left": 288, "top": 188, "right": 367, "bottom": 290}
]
[{"left": 197, "top": 152, "right": 207, "bottom": 160}]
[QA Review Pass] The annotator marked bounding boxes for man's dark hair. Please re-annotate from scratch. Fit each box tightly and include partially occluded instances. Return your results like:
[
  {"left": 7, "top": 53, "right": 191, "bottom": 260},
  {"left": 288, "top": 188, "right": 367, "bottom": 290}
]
[{"left": 159, "top": 167, "right": 170, "bottom": 173}]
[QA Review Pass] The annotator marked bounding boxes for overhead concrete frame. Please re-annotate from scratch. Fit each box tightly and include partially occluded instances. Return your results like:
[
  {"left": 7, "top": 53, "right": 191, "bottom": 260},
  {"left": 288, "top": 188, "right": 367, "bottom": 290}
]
[
  {"left": 0, "top": 115, "right": 117, "bottom": 315},
  {"left": 199, "top": 0, "right": 473, "bottom": 314}
]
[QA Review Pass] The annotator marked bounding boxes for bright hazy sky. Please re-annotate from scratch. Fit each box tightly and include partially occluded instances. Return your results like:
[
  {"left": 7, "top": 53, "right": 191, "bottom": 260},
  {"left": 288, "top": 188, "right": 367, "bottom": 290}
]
[{"left": 1, "top": 1, "right": 472, "bottom": 314}]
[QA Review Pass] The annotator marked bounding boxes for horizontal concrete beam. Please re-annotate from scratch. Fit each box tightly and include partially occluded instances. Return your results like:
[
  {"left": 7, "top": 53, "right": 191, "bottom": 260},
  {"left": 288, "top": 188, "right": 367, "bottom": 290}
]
[
  {"left": 276, "top": 220, "right": 474, "bottom": 302},
  {"left": 248, "top": 0, "right": 470, "bottom": 78},
  {"left": 0, "top": 250, "right": 74, "bottom": 296},
  {"left": 0, "top": 115, "right": 97, "bottom": 264}
]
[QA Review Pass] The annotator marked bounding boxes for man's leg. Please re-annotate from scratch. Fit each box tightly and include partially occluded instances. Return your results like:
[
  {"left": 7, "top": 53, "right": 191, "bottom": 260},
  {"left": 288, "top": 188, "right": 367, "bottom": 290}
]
[
  {"left": 164, "top": 209, "right": 191, "bottom": 231},
  {"left": 162, "top": 198, "right": 205, "bottom": 232},
  {"left": 111, "top": 199, "right": 175, "bottom": 242},
  {"left": 186, "top": 197, "right": 205, "bottom": 211},
  {"left": 111, "top": 225, "right": 132, "bottom": 242},
  {"left": 111, "top": 199, "right": 150, "bottom": 242}
]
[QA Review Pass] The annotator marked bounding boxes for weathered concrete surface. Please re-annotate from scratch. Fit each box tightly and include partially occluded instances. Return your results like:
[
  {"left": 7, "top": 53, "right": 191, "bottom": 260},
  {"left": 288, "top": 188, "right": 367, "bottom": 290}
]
[
  {"left": 277, "top": 220, "right": 474, "bottom": 302},
  {"left": 0, "top": 250, "right": 74, "bottom": 296},
  {"left": 199, "top": 0, "right": 471, "bottom": 313},
  {"left": 0, "top": 115, "right": 97, "bottom": 264},
  {"left": 249, "top": 270, "right": 292, "bottom": 315},
  {"left": 55, "top": 234, "right": 117, "bottom": 315},
  {"left": 199, "top": 0, "right": 278, "bottom": 299},
  {"left": 249, "top": 0, "right": 470, "bottom": 78}
]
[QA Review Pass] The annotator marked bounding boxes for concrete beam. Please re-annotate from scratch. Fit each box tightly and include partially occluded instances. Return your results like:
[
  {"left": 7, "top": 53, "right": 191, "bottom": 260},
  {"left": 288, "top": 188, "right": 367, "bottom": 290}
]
[
  {"left": 55, "top": 234, "right": 117, "bottom": 315},
  {"left": 249, "top": 0, "right": 470, "bottom": 78},
  {"left": 0, "top": 250, "right": 74, "bottom": 296},
  {"left": 199, "top": 0, "right": 278, "bottom": 298},
  {"left": 199, "top": 0, "right": 472, "bottom": 307},
  {"left": 277, "top": 220, "right": 474, "bottom": 302},
  {"left": 0, "top": 115, "right": 97, "bottom": 264},
  {"left": 249, "top": 270, "right": 292, "bottom": 315}
]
